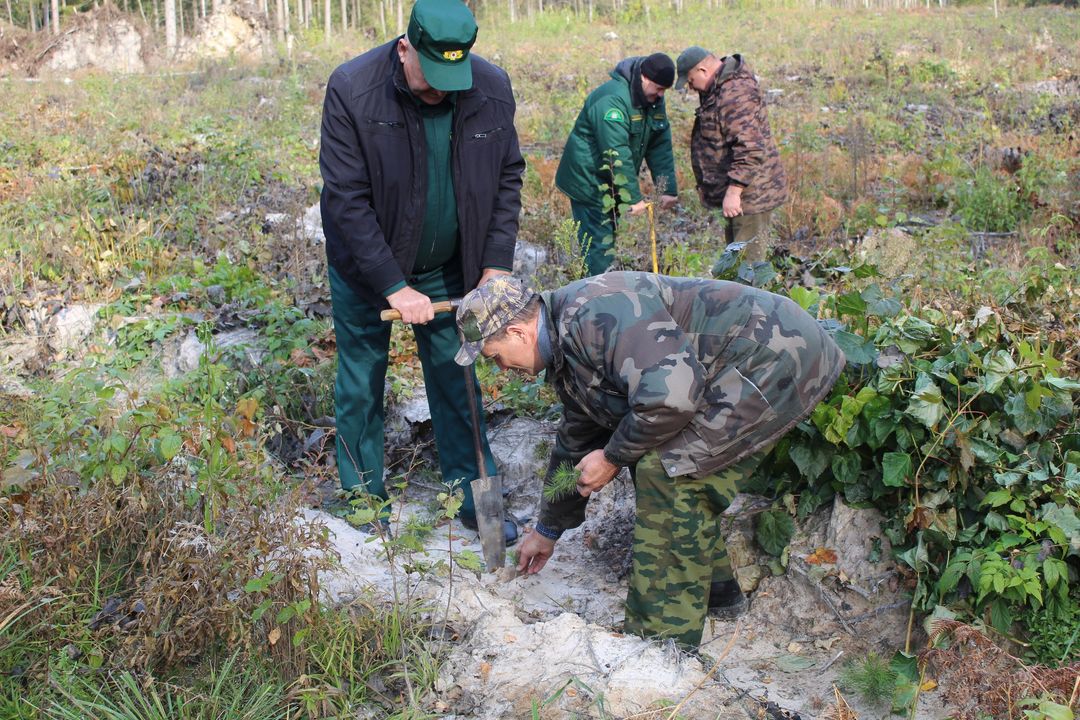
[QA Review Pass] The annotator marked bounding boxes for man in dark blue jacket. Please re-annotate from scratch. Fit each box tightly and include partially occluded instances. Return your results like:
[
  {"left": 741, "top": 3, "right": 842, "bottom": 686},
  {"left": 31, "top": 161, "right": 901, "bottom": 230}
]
[{"left": 319, "top": 0, "right": 524, "bottom": 540}]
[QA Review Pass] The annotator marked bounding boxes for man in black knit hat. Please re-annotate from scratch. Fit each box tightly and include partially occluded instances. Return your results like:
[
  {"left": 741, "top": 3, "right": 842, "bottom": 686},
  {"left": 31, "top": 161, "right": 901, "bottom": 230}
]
[{"left": 555, "top": 53, "right": 679, "bottom": 276}]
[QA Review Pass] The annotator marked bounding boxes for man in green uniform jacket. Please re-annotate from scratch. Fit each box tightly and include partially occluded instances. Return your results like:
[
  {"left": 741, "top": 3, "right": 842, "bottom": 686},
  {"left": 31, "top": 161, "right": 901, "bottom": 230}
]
[
  {"left": 555, "top": 54, "right": 680, "bottom": 276},
  {"left": 454, "top": 272, "right": 845, "bottom": 647}
]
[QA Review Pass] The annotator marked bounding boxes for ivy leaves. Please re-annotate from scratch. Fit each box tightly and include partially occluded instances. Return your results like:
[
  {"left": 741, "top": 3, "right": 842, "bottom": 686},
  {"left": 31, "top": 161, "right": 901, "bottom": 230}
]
[{"left": 747, "top": 279, "right": 1079, "bottom": 630}]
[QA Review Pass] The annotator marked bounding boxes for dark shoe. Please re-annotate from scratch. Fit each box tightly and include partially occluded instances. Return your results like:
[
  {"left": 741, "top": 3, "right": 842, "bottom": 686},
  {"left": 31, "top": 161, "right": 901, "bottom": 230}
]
[
  {"left": 708, "top": 579, "right": 749, "bottom": 620},
  {"left": 461, "top": 514, "right": 519, "bottom": 546}
]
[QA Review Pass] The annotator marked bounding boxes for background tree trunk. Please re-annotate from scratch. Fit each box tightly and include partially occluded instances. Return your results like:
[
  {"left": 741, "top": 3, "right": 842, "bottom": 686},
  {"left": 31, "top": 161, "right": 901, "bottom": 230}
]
[
  {"left": 275, "top": 0, "right": 285, "bottom": 41},
  {"left": 5, "top": 0, "right": 13, "bottom": 27},
  {"left": 339, "top": 0, "right": 346, "bottom": 30},
  {"left": 323, "top": 0, "right": 330, "bottom": 43},
  {"left": 28, "top": 0, "right": 35, "bottom": 32},
  {"left": 51, "top": 0, "right": 59, "bottom": 33},
  {"left": 164, "top": 0, "right": 176, "bottom": 53}
]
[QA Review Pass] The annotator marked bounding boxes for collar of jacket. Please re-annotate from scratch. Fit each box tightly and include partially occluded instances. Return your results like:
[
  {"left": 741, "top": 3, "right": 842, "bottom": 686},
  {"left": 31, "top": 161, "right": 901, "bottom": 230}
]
[
  {"left": 613, "top": 56, "right": 656, "bottom": 111},
  {"left": 705, "top": 53, "right": 744, "bottom": 96},
  {"left": 538, "top": 294, "right": 564, "bottom": 376}
]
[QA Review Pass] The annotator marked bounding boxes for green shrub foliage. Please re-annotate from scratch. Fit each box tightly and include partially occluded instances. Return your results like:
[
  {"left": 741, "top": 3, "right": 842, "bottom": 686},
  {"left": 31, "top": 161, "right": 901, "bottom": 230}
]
[{"left": 747, "top": 268, "right": 1080, "bottom": 635}]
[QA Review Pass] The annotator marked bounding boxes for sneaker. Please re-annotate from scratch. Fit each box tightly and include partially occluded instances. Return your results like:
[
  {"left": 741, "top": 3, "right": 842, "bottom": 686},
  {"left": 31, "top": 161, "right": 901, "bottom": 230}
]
[
  {"left": 461, "top": 514, "right": 519, "bottom": 546},
  {"left": 708, "top": 579, "right": 749, "bottom": 620}
]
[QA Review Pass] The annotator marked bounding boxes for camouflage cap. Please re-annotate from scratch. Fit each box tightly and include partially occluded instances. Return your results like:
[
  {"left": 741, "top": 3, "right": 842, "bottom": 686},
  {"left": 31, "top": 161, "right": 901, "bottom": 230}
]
[{"left": 454, "top": 276, "right": 534, "bottom": 366}]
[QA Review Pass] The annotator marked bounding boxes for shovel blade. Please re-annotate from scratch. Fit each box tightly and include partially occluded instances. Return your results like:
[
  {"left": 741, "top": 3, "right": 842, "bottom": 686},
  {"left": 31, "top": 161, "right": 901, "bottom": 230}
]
[{"left": 469, "top": 474, "right": 506, "bottom": 570}]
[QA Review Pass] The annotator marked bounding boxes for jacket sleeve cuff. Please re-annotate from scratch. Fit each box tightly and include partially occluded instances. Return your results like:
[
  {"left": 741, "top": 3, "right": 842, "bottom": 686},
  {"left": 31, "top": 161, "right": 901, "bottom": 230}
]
[
  {"left": 381, "top": 280, "right": 407, "bottom": 297},
  {"left": 603, "top": 447, "right": 631, "bottom": 468},
  {"left": 533, "top": 521, "right": 562, "bottom": 540}
]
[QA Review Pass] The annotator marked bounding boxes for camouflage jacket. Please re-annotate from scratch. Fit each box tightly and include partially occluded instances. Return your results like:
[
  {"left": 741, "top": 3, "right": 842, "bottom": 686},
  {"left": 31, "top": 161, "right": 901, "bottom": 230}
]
[
  {"left": 538, "top": 272, "right": 844, "bottom": 534},
  {"left": 691, "top": 54, "right": 787, "bottom": 215},
  {"left": 555, "top": 56, "right": 677, "bottom": 207}
]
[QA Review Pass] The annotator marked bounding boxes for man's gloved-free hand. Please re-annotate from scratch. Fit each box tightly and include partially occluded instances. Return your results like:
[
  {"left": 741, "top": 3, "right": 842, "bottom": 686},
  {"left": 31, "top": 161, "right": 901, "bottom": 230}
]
[
  {"left": 517, "top": 527, "right": 556, "bottom": 575},
  {"left": 386, "top": 286, "right": 434, "bottom": 324}
]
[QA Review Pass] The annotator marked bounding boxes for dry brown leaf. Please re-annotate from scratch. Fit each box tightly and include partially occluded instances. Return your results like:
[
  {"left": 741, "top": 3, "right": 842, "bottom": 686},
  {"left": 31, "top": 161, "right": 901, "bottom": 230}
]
[
  {"left": 289, "top": 347, "right": 314, "bottom": 368},
  {"left": 268, "top": 627, "right": 281, "bottom": 646},
  {"left": 806, "top": 547, "right": 838, "bottom": 565},
  {"left": 479, "top": 661, "right": 491, "bottom": 683}
]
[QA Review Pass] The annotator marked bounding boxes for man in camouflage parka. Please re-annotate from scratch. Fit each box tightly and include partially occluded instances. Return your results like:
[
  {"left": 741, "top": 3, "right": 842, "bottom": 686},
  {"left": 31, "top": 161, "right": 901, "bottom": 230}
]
[
  {"left": 454, "top": 272, "right": 845, "bottom": 647},
  {"left": 677, "top": 47, "right": 787, "bottom": 263},
  {"left": 555, "top": 53, "right": 680, "bottom": 276}
]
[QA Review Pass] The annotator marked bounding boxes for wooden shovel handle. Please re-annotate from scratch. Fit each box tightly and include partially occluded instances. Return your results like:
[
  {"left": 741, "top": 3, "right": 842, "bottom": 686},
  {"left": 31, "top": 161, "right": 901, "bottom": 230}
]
[{"left": 380, "top": 299, "right": 460, "bottom": 322}]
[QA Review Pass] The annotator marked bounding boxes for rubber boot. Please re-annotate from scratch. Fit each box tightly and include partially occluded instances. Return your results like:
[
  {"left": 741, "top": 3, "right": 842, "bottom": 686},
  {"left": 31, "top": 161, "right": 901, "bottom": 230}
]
[{"left": 708, "top": 579, "right": 749, "bottom": 620}]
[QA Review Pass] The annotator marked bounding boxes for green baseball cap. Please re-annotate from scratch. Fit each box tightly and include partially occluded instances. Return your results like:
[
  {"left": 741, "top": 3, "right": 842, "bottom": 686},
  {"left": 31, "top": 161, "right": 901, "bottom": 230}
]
[
  {"left": 407, "top": 0, "right": 477, "bottom": 92},
  {"left": 454, "top": 276, "right": 534, "bottom": 366},
  {"left": 676, "top": 46, "right": 710, "bottom": 90}
]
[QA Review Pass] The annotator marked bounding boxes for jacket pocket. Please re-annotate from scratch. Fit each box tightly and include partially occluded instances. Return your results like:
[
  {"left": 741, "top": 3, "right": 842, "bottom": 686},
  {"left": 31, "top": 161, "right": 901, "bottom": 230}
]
[
  {"left": 361, "top": 117, "right": 406, "bottom": 137},
  {"left": 690, "top": 365, "right": 777, "bottom": 459},
  {"left": 467, "top": 126, "right": 506, "bottom": 143}
]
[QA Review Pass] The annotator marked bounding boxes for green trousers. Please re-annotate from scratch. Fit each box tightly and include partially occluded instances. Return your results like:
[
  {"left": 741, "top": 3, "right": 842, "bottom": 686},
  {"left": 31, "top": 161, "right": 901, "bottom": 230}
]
[
  {"left": 623, "top": 450, "right": 765, "bottom": 648},
  {"left": 725, "top": 210, "right": 774, "bottom": 263},
  {"left": 570, "top": 200, "right": 618, "bottom": 276},
  {"left": 328, "top": 264, "right": 496, "bottom": 520}
]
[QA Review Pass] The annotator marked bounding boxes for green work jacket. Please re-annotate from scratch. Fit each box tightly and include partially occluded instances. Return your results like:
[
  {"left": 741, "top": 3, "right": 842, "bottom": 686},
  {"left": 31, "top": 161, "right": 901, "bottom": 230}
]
[{"left": 555, "top": 56, "right": 677, "bottom": 208}]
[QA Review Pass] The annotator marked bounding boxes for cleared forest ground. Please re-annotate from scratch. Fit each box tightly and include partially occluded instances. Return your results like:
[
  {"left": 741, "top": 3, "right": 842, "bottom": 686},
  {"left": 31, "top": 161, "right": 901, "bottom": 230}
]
[{"left": 1, "top": 5, "right": 1078, "bottom": 719}]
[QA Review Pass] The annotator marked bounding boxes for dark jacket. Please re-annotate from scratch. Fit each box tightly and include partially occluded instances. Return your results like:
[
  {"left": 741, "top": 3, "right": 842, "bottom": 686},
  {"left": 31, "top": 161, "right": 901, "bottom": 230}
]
[
  {"left": 319, "top": 39, "right": 525, "bottom": 303},
  {"left": 537, "top": 272, "right": 845, "bottom": 533},
  {"left": 691, "top": 54, "right": 787, "bottom": 215},
  {"left": 555, "top": 56, "right": 677, "bottom": 207}
]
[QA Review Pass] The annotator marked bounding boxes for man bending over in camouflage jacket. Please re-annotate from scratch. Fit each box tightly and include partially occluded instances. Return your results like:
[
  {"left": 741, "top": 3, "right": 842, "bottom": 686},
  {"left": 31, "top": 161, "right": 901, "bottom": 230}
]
[
  {"left": 677, "top": 47, "right": 788, "bottom": 264},
  {"left": 454, "top": 272, "right": 844, "bottom": 647}
]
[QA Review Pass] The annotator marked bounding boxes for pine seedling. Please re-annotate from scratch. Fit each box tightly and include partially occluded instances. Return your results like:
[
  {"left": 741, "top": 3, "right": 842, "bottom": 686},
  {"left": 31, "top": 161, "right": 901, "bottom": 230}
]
[
  {"left": 542, "top": 462, "right": 580, "bottom": 502},
  {"left": 838, "top": 652, "right": 897, "bottom": 707}
]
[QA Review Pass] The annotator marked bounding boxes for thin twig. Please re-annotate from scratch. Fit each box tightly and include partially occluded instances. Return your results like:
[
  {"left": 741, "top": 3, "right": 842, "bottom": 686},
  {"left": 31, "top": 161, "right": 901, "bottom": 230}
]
[
  {"left": 820, "top": 650, "right": 845, "bottom": 672},
  {"left": 662, "top": 621, "right": 741, "bottom": 720},
  {"left": 788, "top": 560, "right": 856, "bottom": 636}
]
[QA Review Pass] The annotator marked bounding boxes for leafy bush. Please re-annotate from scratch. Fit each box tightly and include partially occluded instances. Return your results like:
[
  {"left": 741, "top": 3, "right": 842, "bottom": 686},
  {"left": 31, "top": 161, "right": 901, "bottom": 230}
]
[
  {"left": 747, "top": 265, "right": 1080, "bottom": 634},
  {"left": 951, "top": 166, "right": 1029, "bottom": 233}
]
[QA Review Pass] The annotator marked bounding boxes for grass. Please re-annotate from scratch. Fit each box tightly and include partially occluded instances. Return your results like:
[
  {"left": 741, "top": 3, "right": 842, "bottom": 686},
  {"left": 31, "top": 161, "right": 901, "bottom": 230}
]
[{"left": 0, "top": 3, "right": 1078, "bottom": 717}]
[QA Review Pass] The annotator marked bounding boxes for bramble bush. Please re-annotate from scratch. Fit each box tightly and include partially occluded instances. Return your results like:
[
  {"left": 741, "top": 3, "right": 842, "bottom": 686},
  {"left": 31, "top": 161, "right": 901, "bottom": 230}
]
[{"left": 728, "top": 253, "right": 1080, "bottom": 641}]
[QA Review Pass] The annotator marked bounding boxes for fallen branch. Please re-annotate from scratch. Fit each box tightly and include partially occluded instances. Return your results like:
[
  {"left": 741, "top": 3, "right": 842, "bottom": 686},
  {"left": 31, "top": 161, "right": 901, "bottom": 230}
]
[
  {"left": 34, "top": 27, "right": 77, "bottom": 62},
  {"left": 788, "top": 559, "right": 856, "bottom": 636}
]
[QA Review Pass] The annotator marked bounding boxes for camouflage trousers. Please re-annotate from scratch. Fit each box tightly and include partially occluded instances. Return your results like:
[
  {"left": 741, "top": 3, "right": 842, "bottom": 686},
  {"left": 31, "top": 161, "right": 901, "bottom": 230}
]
[
  {"left": 624, "top": 450, "right": 765, "bottom": 648},
  {"left": 725, "top": 210, "right": 773, "bottom": 263}
]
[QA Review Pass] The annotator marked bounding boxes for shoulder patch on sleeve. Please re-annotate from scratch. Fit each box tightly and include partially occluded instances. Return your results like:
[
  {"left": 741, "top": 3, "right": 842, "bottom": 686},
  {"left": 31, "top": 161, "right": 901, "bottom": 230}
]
[{"left": 603, "top": 108, "right": 626, "bottom": 122}]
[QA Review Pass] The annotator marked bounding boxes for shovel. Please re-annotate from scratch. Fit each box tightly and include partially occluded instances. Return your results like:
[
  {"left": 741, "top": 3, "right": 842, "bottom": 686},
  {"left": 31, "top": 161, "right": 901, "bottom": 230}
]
[
  {"left": 463, "top": 363, "right": 506, "bottom": 571},
  {"left": 380, "top": 298, "right": 506, "bottom": 570}
]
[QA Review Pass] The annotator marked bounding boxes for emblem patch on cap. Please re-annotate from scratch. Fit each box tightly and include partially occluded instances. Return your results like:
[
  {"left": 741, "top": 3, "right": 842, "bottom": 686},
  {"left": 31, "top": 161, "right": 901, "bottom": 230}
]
[
  {"left": 442, "top": 49, "right": 465, "bottom": 61},
  {"left": 603, "top": 108, "right": 625, "bottom": 122}
]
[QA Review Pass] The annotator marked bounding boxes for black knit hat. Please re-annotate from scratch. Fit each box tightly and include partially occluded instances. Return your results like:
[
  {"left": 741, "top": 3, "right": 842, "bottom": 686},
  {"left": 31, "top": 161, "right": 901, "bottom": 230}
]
[{"left": 640, "top": 53, "right": 675, "bottom": 88}]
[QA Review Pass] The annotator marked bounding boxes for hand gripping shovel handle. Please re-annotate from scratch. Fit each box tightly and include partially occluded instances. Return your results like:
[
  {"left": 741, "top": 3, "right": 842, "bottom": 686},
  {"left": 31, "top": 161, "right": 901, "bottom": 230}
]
[{"left": 380, "top": 299, "right": 460, "bottom": 322}]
